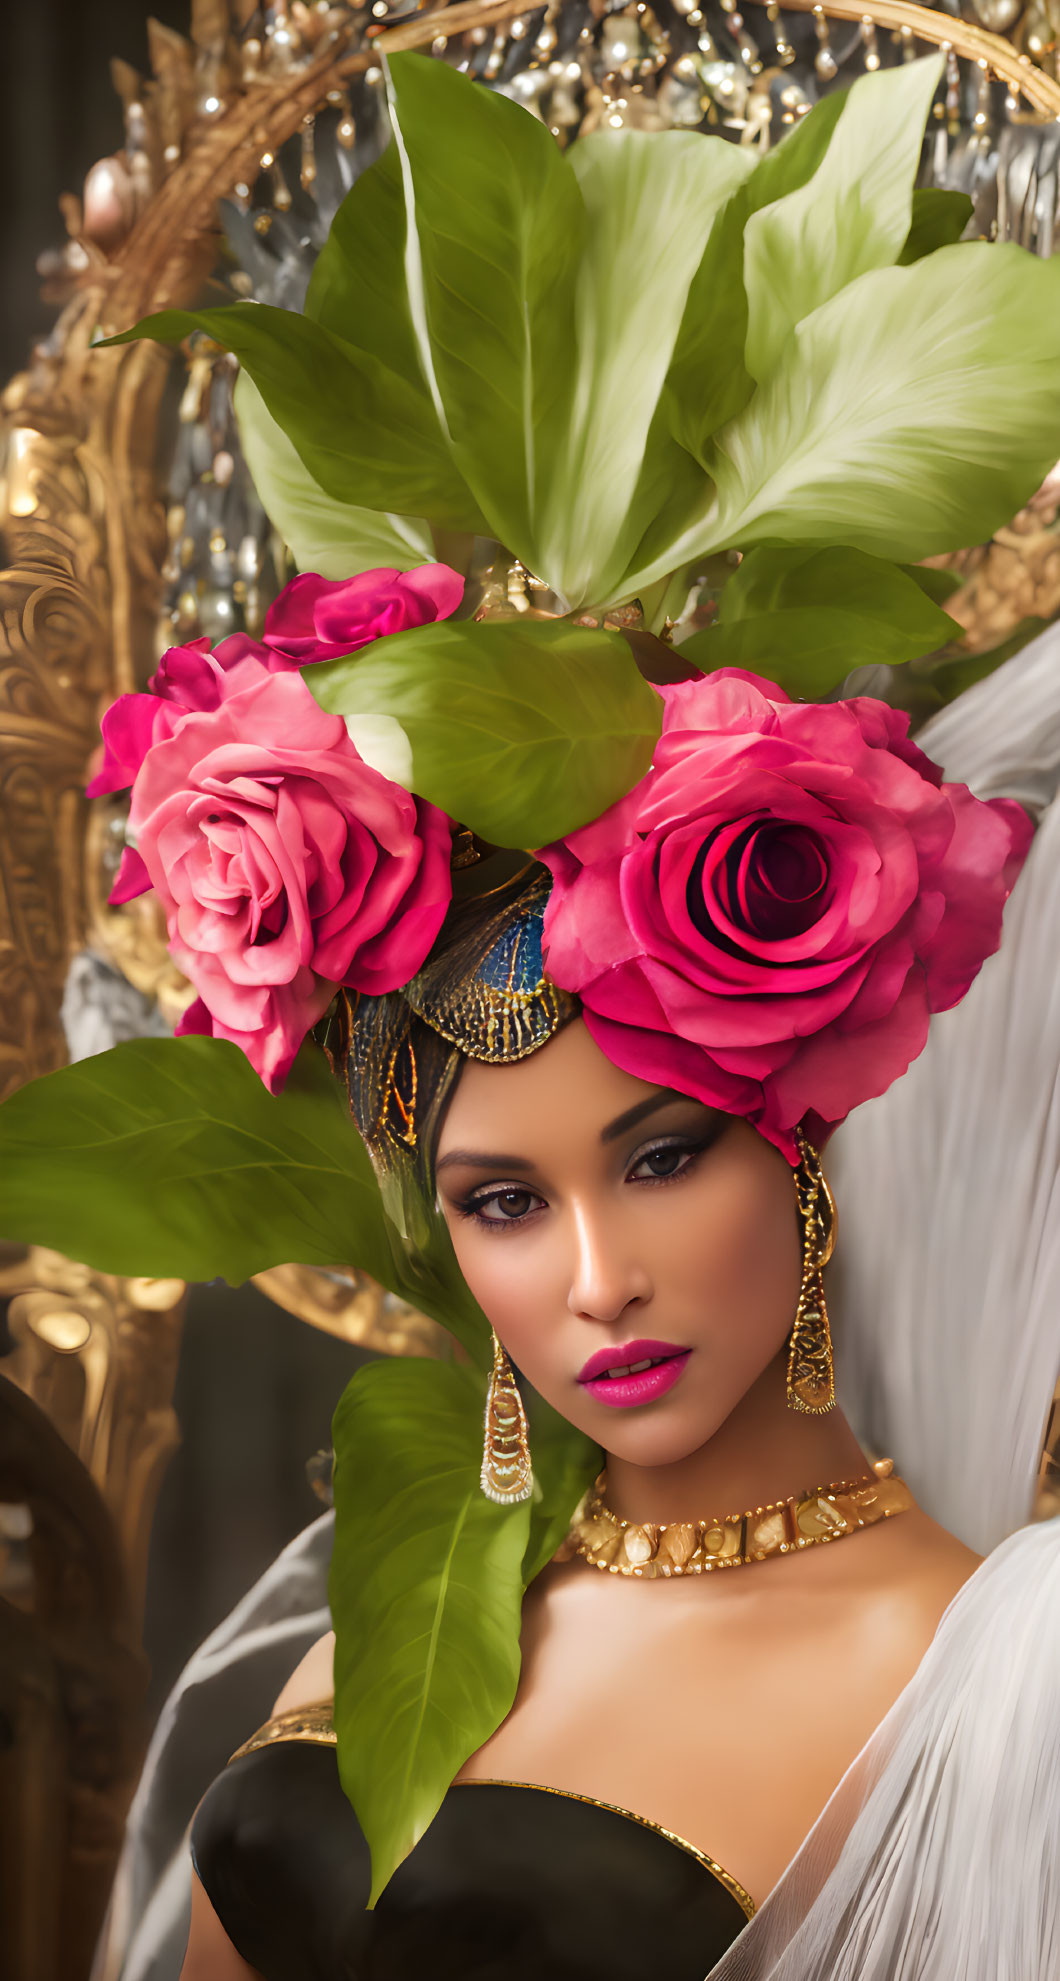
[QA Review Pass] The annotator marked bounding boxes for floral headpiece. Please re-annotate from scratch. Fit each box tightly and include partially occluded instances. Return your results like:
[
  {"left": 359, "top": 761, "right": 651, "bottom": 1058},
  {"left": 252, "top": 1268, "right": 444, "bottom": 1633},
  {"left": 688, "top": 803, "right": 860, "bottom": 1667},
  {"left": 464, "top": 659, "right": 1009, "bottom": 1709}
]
[{"left": 0, "top": 48, "right": 1056, "bottom": 1905}]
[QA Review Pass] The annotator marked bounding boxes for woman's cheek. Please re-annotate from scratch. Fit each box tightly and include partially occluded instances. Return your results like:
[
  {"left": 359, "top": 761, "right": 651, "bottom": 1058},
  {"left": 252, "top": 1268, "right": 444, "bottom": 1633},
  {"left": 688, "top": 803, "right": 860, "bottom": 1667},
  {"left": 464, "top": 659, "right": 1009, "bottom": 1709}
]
[{"left": 448, "top": 1224, "right": 568, "bottom": 1388}]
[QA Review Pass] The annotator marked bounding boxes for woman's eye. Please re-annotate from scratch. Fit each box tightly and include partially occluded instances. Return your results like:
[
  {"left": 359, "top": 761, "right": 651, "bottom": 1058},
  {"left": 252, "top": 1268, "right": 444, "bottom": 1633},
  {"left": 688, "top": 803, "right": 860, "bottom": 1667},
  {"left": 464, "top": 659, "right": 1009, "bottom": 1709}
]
[
  {"left": 629, "top": 1143, "right": 695, "bottom": 1183},
  {"left": 469, "top": 1187, "right": 542, "bottom": 1225}
]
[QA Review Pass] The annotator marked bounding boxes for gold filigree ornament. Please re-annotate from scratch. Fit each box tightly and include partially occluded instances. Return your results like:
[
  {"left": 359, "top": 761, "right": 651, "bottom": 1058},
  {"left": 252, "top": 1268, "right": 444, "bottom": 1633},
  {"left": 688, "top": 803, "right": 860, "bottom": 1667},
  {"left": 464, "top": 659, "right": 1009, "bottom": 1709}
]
[
  {"left": 480, "top": 1329, "right": 534, "bottom": 1504},
  {"left": 562, "top": 1458, "right": 912, "bottom": 1577},
  {"left": 786, "top": 1128, "right": 838, "bottom": 1415}
]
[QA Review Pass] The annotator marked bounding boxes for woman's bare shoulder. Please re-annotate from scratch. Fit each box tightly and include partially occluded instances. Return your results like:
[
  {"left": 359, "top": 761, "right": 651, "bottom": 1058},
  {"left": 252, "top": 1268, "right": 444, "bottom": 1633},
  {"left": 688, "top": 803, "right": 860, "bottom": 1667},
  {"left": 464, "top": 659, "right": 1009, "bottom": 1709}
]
[{"left": 270, "top": 1628, "right": 335, "bottom": 1717}]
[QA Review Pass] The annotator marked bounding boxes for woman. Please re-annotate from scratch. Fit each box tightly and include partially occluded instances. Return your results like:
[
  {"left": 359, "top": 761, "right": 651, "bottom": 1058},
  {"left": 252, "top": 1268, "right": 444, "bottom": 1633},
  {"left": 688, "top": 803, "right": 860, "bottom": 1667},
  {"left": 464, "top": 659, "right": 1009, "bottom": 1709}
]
[
  {"left": 5, "top": 43, "right": 1060, "bottom": 1981},
  {"left": 181, "top": 950, "right": 987, "bottom": 1978}
]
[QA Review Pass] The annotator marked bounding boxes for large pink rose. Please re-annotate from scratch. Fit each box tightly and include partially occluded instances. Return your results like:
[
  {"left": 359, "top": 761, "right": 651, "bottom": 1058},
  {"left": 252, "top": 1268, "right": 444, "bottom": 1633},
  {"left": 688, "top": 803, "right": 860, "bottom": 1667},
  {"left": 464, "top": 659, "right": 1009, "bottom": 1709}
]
[
  {"left": 122, "top": 661, "right": 452, "bottom": 1090},
  {"left": 86, "top": 557, "right": 465, "bottom": 800},
  {"left": 540, "top": 669, "right": 1032, "bottom": 1160},
  {"left": 86, "top": 633, "right": 278, "bottom": 801},
  {"left": 262, "top": 564, "right": 464, "bottom": 664}
]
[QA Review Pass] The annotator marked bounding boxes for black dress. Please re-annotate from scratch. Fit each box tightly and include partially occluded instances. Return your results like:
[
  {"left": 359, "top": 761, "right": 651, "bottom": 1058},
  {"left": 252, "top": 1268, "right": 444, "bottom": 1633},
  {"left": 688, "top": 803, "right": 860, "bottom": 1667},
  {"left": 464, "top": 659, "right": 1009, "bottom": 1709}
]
[{"left": 192, "top": 1704, "right": 754, "bottom": 1980}]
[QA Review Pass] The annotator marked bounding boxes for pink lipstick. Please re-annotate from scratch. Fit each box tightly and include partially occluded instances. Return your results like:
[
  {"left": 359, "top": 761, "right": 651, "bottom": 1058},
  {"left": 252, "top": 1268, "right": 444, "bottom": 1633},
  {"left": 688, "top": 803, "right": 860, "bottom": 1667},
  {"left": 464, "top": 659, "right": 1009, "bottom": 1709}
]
[{"left": 577, "top": 1338, "right": 691, "bottom": 1410}]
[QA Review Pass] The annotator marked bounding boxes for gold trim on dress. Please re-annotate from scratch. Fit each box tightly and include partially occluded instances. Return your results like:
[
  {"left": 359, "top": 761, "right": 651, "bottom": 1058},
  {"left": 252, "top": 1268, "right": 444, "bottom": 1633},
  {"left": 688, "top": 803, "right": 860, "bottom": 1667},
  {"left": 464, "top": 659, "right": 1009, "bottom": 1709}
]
[
  {"left": 462, "top": 1778, "right": 756, "bottom": 1922},
  {"left": 226, "top": 1703, "right": 756, "bottom": 1921},
  {"left": 228, "top": 1699, "right": 338, "bottom": 1764}
]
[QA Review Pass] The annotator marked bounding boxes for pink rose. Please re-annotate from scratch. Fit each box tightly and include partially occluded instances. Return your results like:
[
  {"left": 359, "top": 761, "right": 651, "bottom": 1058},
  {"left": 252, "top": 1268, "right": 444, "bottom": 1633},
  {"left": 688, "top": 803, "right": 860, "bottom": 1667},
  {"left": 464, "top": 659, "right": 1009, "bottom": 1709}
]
[
  {"left": 122, "top": 660, "right": 452, "bottom": 1090},
  {"left": 87, "top": 633, "right": 278, "bottom": 800},
  {"left": 262, "top": 564, "right": 464, "bottom": 664},
  {"left": 86, "top": 556, "right": 465, "bottom": 799},
  {"left": 541, "top": 669, "right": 1032, "bottom": 1159}
]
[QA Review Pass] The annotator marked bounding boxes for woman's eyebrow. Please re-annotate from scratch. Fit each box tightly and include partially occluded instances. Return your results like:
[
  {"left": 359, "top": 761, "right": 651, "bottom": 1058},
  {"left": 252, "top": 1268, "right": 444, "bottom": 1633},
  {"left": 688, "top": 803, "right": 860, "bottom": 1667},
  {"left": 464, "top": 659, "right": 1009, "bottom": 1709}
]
[
  {"left": 435, "top": 1150, "right": 535, "bottom": 1174},
  {"left": 600, "top": 1091, "right": 689, "bottom": 1143}
]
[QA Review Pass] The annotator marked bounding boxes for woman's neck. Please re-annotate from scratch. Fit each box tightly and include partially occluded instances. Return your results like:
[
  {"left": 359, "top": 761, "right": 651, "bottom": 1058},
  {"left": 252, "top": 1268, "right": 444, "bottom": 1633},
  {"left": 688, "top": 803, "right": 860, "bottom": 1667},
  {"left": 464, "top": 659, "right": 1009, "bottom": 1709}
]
[{"left": 603, "top": 1354, "right": 870, "bottom": 1525}]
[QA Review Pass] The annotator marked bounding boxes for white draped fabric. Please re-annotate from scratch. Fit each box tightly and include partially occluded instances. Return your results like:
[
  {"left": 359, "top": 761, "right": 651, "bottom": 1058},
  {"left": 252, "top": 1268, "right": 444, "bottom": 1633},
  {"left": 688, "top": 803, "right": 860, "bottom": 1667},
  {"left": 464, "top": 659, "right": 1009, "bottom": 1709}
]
[{"left": 96, "top": 627, "right": 1060, "bottom": 1980}]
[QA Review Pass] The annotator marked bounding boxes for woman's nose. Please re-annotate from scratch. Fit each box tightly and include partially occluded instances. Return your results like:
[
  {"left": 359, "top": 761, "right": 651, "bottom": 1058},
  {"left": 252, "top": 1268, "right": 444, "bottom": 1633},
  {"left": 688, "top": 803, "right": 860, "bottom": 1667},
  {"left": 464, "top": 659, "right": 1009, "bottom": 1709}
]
[{"left": 566, "top": 1199, "right": 652, "bottom": 1324}]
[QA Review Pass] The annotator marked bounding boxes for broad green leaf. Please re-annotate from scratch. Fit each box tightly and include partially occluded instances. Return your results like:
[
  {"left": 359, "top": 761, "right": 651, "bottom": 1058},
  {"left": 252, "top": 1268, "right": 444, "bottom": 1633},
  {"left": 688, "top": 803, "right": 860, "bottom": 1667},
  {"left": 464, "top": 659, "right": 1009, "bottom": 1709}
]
[
  {"left": 679, "top": 545, "right": 959, "bottom": 696},
  {"left": 104, "top": 303, "right": 486, "bottom": 532},
  {"left": 522, "top": 1388, "right": 600, "bottom": 1582},
  {"left": 625, "top": 242, "right": 1060, "bottom": 591},
  {"left": 331, "top": 1358, "right": 530, "bottom": 1904},
  {"left": 660, "top": 85, "right": 850, "bottom": 470},
  {"left": 307, "top": 617, "right": 662, "bottom": 849},
  {"left": 899, "top": 186, "right": 974, "bottom": 265},
  {"left": 383, "top": 51, "right": 584, "bottom": 568},
  {"left": 305, "top": 139, "right": 424, "bottom": 393},
  {"left": 235, "top": 372, "right": 435, "bottom": 577},
  {"left": 625, "top": 88, "right": 853, "bottom": 602},
  {"left": 901, "top": 560, "right": 964, "bottom": 605},
  {"left": 536, "top": 128, "right": 755, "bottom": 608},
  {"left": 0, "top": 1035, "right": 381, "bottom": 1282},
  {"left": 742, "top": 56, "right": 941, "bottom": 381},
  {"left": 0, "top": 1035, "right": 488, "bottom": 1359}
]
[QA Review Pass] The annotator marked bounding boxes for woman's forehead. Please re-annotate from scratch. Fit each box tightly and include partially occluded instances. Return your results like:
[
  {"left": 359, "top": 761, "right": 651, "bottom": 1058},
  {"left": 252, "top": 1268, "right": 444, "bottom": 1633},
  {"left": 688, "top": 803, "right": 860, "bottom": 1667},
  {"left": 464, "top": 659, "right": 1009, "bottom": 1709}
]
[{"left": 436, "top": 1018, "right": 690, "bottom": 1153}]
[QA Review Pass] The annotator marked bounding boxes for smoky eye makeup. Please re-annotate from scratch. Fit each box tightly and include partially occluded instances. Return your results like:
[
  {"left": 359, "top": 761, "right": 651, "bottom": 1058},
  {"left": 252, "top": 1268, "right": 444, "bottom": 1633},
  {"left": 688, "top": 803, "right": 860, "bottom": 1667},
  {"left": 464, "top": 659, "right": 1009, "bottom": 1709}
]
[{"left": 452, "top": 1182, "right": 546, "bottom": 1229}]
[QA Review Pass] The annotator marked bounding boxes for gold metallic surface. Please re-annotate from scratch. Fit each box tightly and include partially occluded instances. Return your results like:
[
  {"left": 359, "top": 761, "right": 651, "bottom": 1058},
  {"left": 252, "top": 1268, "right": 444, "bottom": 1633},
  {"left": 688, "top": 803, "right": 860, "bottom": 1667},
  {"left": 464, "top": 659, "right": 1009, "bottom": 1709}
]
[
  {"left": 251, "top": 1262, "right": 446, "bottom": 1358},
  {"left": 0, "top": 1247, "right": 185, "bottom": 1626},
  {"left": 783, "top": 0, "right": 1060, "bottom": 111},
  {"left": 229, "top": 1698, "right": 339, "bottom": 1762},
  {"left": 786, "top": 1132, "right": 838, "bottom": 1415},
  {"left": 566, "top": 1467, "right": 914, "bottom": 1575}
]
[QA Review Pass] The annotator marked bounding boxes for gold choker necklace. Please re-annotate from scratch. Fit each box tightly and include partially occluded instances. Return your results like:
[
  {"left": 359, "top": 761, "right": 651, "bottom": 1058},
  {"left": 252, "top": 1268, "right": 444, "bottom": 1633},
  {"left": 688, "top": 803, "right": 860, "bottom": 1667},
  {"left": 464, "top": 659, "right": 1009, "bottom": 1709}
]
[{"left": 561, "top": 1457, "right": 913, "bottom": 1578}]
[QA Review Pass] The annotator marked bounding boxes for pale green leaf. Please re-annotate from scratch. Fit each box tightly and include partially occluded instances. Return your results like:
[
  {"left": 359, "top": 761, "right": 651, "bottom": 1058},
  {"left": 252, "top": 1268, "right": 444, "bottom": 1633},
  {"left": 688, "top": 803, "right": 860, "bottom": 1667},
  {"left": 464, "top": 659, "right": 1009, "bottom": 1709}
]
[
  {"left": 331, "top": 1359, "right": 530, "bottom": 1904},
  {"left": 383, "top": 51, "right": 584, "bottom": 567},
  {"left": 235, "top": 372, "right": 435, "bottom": 577},
  {"left": 624, "top": 242, "right": 1060, "bottom": 589},
  {"left": 536, "top": 128, "right": 755, "bottom": 607},
  {"left": 660, "top": 86, "right": 849, "bottom": 470},
  {"left": 742, "top": 56, "right": 941, "bottom": 381},
  {"left": 307, "top": 616, "right": 662, "bottom": 848}
]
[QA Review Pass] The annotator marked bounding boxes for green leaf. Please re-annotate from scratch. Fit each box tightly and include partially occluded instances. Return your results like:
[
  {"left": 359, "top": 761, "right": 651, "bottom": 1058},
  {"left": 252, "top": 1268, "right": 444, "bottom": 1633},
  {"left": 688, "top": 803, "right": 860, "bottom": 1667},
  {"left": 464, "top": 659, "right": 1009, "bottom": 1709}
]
[
  {"left": 898, "top": 186, "right": 974, "bottom": 265},
  {"left": 305, "top": 139, "right": 425, "bottom": 394},
  {"left": 307, "top": 616, "right": 662, "bottom": 848},
  {"left": 535, "top": 128, "right": 755, "bottom": 608},
  {"left": 103, "top": 303, "right": 486, "bottom": 532},
  {"left": 522, "top": 1388, "right": 600, "bottom": 1582},
  {"left": 330, "top": 1358, "right": 530, "bottom": 1904},
  {"left": 900, "top": 560, "right": 964, "bottom": 605},
  {"left": 679, "top": 544, "right": 959, "bottom": 696},
  {"left": 383, "top": 51, "right": 584, "bottom": 570},
  {"left": 234, "top": 372, "right": 436, "bottom": 577},
  {"left": 628, "top": 241, "right": 1060, "bottom": 591},
  {"left": 660, "top": 85, "right": 850, "bottom": 471},
  {"left": 0, "top": 1034, "right": 489, "bottom": 1360},
  {"left": 742, "top": 56, "right": 941, "bottom": 381}
]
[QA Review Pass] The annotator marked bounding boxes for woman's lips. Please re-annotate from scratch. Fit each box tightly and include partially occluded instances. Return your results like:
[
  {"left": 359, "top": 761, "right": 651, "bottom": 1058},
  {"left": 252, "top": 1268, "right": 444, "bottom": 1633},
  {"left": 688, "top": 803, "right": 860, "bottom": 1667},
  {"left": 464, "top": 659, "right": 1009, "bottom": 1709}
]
[{"left": 577, "top": 1339, "right": 691, "bottom": 1410}]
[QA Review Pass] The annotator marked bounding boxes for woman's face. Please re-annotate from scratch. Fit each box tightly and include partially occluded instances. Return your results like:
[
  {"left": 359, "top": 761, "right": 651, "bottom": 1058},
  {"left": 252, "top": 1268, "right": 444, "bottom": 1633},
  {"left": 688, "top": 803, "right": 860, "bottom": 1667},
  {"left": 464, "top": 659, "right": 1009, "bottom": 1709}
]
[{"left": 435, "top": 1018, "right": 803, "bottom": 1466}]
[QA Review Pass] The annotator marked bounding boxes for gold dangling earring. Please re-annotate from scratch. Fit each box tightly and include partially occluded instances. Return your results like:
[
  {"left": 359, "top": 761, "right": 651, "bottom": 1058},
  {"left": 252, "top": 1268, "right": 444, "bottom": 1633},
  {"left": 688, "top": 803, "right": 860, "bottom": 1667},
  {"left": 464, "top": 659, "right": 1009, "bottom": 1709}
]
[
  {"left": 786, "top": 1128, "right": 837, "bottom": 1414},
  {"left": 480, "top": 1330, "right": 534, "bottom": 1504}
]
